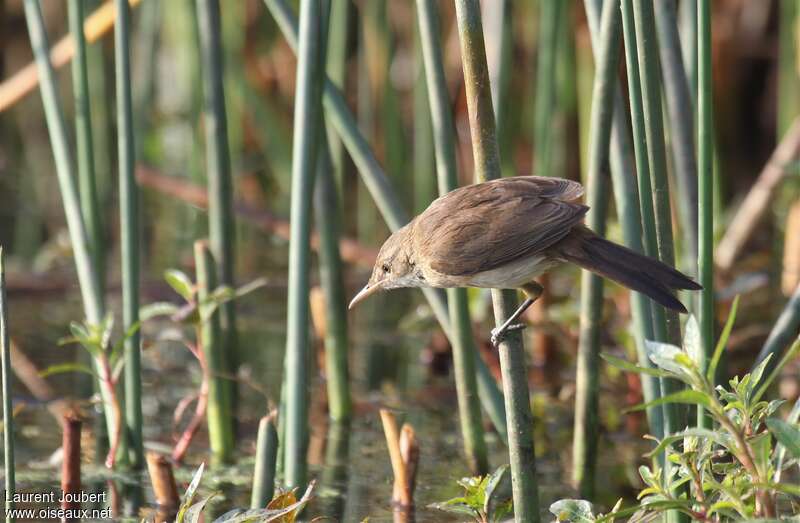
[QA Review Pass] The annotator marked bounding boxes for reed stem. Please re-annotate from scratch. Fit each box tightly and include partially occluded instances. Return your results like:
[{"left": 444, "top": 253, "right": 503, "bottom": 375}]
[
  {"left": 454, "top": 0, "right": 540, "bottom": 519},
  {"left": 413, "top": 20, "right": 436, "bottom": 214},
  {"left": 195, "top": 240, "right": 235, "bottom": 464},
  {"left": 416, "top": 0, "right": 489, "bottom": 475},
  {"left": 753, "top": 283, "right": 800, "bottom": 381},
  {"left": 61, "top": 412, "right": 82, "bottom": 512},
  {"left": 697, "top": 0, "right": 714, "bottom": 427},
  {"left": 114, "top": 0, "right": 143, "bottom": 469},
  {"left": 68, "top": 0, "right": 105, "bottom": 299},
  {"left": 0, "top": 249, "right": 14, "bottom": 519},
  {"left": 314, "top": 134, "right": 352, "bottom": 422},
  {"left": 572, "top": 0, "right": 620, "bottom": 499},
  {"left": 533, "top": 0, "right": 563, "bottom": 177},
  {"left": 251, "top": 412, "right": 279, "bottom": 508},
  {"left": 196, "top": 0, "right": 238, "bottom": 405},
  {"left": 23, "top": 0, "right": 119, "bottom": 460},
  {"left": 283, "top": 0, "right": 324, "bottom": 489},
  {"left": 654, "top": 0, "right": 699, "bottom": 275},
  {"left": 262, "top": 0, "right": 508, "bottom": 439}
]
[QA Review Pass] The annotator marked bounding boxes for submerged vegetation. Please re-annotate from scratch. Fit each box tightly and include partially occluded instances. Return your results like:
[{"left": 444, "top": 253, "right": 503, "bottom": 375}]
[{"left": 0, "top": 0, "right": 798, "bottom": 522}]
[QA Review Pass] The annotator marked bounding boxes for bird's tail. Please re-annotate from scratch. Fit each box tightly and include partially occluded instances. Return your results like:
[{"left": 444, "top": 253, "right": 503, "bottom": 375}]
[{"left": 557, "top": 226, "right": 701, "bottom": 313}]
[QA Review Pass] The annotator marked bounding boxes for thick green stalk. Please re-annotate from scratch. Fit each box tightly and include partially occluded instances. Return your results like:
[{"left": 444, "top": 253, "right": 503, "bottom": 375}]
[
  {"left": 416, "top": 0, "right": 489, "bottom": 475},
  {"left": 314, "top": 134, "right": 352, "bottom": 421},
  {"left": 263, "top": 0, "right": 508, "bottom": 439},
  {"left": 413, "top": 19, "right": 437, "bottom": 214},
  {"left": 584, "top": 0, "right": 663, "bottom": 439},
  {"left": 196, "top": 0, "right": 238, "bottom": 399},
  {"left": 251, "top": 413, "right": 279, "bottom": 508},
  {"left": 484, "top": 0, "right": 512, "bottom": 165},
  {"left": 22, "top": 0, "right": 119, "bottom": 458},
  {"left": 69, "top": 0, "right": 104, "bottom": 298},
  {"left": 283, "top": 0, "right": 323, "bottom": 489},
  {"left": 631, "top": 0, "right": 681, "bottom": 348},
  {"left": 572, "top": 0, "right": 620, "bottom": 499},
  {"left": 0, "top": 249, "right": 14, "bottom": 519},
  {"left": 454, "top": 0, "right": 540, "bottom": 519},
  {"left": 325, "top": 0, "right": 351, "bottom": 194},
  {"left": 532, "top": 0, "right": 563, "bottom": 177},
  {"left": 195, "top": 241, "right": 234, "bottom": 464},
  {"left": 696, "top": 0, "right": 714, "bottom": 427},
  {"left": 679, "top": 0, "right": 698, "bottom": 112},
  {"left": 114, "top": 0, "right": 143, "bottom": 469},
  {"left": 654, "top": 0, "right": 698, "bottom": 274}
]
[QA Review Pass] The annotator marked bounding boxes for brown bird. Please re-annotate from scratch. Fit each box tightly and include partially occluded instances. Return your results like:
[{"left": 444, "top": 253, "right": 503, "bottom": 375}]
[{"left": 349, "top": 176, "right": 701, "bottom": 346}]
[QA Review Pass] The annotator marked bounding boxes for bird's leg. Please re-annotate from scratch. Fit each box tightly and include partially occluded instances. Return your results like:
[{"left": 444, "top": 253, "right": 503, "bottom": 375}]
[{"left": 490, "top": 282, "right": 544, "bottom": 347}]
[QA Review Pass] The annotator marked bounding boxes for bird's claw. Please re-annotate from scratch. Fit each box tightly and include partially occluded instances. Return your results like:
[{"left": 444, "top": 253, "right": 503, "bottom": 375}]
[{"left": 490, "top": 323, "right": 527, "bottom": 347}]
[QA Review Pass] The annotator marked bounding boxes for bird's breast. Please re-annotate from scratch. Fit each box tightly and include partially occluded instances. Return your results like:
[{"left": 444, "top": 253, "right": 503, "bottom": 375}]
[{"left": 421, "top": 255, "right": 560, "bottom": 289}]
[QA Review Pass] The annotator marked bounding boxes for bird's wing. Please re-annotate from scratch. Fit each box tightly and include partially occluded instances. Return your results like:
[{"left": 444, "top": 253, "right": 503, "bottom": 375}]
[{"left": 413, "top": 176, "right": 588, "bottom": 276}]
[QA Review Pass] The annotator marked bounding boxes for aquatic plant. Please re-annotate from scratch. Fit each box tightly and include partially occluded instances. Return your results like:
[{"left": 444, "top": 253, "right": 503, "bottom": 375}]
[{"left": 430, "top": 465, "right": 513, "bottom": 523}]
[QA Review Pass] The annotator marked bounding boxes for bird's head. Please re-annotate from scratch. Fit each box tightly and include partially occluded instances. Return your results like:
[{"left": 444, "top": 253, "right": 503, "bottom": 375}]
[{"left": 349, "top": 225, "right": 422, "bottom": 308}]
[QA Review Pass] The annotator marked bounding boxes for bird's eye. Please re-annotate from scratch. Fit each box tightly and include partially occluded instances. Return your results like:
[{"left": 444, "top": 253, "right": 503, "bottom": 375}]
[{"left": 382, "top": 263, "right": 390, "bottom": 273}]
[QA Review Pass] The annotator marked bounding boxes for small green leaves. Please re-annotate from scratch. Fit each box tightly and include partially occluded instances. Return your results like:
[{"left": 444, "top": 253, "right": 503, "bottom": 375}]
[
  {"left": 684, "top": 315, "right": 703, "bottom": 368},
  {"left": 430, "top": 465, "right": 514, "bottom": 522},
  {"left": 549, "top": 499, "right": 596, "bottom": 523},
  {"left": 766, "top": 418, "right": 800, "bottom": 460},
  {"left": 165, "top": 269, "right": 195, "bottom": 300}
]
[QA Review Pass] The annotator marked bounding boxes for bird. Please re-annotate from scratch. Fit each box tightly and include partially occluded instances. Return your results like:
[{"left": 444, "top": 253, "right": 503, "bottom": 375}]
[{"left": 348, "top": 176, "right": 701, "bottom": 346}]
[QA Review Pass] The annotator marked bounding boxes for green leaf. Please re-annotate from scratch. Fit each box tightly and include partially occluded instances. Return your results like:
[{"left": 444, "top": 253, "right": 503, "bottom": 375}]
[
  {"left": 165, "top": 269, "right": 195, "bottom": 301},
  {"left": 484, "top": 464, "right": 511, "bottom": 519},
  {"left": 428, "top": 500, "right": 479, "bottom": 517},
  {"left": 140, "top": 302, "right": 180, "bottom": 321},
  {"left": 601, "top": 354, "right": 672, "bottom": 378},
  {"left": 766, "top": 418, "right": 800, "bottom": 459},
  {"left": 644, "top": 428, "right": 732, "bottom": 458},
  {"left": 708, "top": 295, "right": 739, "bottom": 381},
  {"left": 176, "top": 462, "right": 205, "bottom": 523},
  {"left": 549, "top": 499, "right": 596, "bottom": 523},
  {"left": 645, "top": 340, "right": 689, "bottom": 376},
  {"left": 184, "top": 493, "right": 217, "bottom": 523},
  {"left": 234, "top": 277, "right": 268, "bottom": 299},
  {"left": 626, "top": 389, "right": 712, "bottom": 414},
  {"left": 39, "top": 363, "right": 98, "bottom": 380},
  {"left": 684, "top": 315, "right": 702, "bottom": 368}
]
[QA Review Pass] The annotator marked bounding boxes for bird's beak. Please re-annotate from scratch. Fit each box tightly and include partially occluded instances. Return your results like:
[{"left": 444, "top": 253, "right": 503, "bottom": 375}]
[{"left": 348, "top": 281, "right": 383, "bottom": 309}]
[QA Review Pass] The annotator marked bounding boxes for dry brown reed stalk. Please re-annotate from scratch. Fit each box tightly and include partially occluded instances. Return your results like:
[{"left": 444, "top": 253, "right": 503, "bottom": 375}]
[
  {"left": 0, "top": 0, "right": 142, "bottom": 112},
  {"left": 782, "top": 201, "right": 800, "bottom": 296},
  {"left": 379, "top": 408, "right": 419, "bottom": 509},
  {"left": 145, "top": 452, "right": 180, "bottom": 519},
  {"left": 717, "top": 117, "right": 800, "bottom": 270},
  {"left": 61, "top": 411, "right": 82, "bottom": 512}
]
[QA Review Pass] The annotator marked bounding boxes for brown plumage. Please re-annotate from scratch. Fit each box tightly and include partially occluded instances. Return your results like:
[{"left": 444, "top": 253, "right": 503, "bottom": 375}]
[{"left": 349, "top": 176, "right": 700, "bottom": 343}]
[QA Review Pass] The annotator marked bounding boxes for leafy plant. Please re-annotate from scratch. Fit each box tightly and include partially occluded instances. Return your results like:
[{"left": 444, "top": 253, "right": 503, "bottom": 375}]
[
  {"left": 173, "top": 463, "right": 315, "bottom": 523},
  {"left": 46, "top": 313, "right": 140, "bottom": 468},
  {"left": 429, "top": 465, "right": 513, "bottom": 522},
  {"left": 554, "top": 304, "right": 800, "bottom": 522},
  {"left": 142, "top": 269, "right": 266, "bottom": 462}
]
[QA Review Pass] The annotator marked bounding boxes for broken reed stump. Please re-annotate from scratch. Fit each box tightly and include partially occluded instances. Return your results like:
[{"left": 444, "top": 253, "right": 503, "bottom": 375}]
[
  {"left": 145, "top": 452, "right": 180, "bottom": 521},
  {"left": 251, "top": 411, "right": 279, "bottom": 509},
  {"left": 61, "top": 411, "right": 82, "bottom": 512},
  {"left": 379, "top": 409, "right": 419, "bottom": 510}
]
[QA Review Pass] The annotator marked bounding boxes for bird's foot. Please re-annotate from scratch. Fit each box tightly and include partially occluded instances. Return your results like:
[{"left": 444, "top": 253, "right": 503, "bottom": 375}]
[{"left": 490, "top": 323, "right": 527, "bottom": 347}]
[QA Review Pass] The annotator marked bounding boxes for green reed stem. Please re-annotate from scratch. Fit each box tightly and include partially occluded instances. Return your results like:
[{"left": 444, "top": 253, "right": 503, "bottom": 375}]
[
  {"left": 697, "top": 0, "right": 714, "bottom": 428},
  {"left": 654, "top": 0, "right": 698, "bottom": 275},
  {"left": 484, "top": 0, "right": 512, "bottom": 169},
  {"left": 778, "top": 0, "right": 800, "bottom": 138},
  {"left": 314, "top": 134, "right": 352, "bottom": 422},
  {"left": 533, "top": 0, "right": 562, "bottom": 177},
  {"left": 23, "top": 0, "right": 120, "bottom": 459},
  {"left": 572, "top": 0, "right": 619, "bottom": 499},
  {"left": 195, "top": 240, "right": 235, "bottom": 464},
  {"left": 413, "top": 20, "right": 437, "bottom": 214},
  {"left": 69, "top": 0, "right": 105, "bottom": 300},
  {"left": 417, "top": 0, "right": 489, "bottom": 475},
  {"left": 196, "top": 0, "right": 238, "bottom": 402},
  {"left": 454, "top": 0, "right": 540, "bottom": 519},
  {"left": 0, "top": 249, "right": 14, "bottom": 520},
  {"left": 263, "top": 0, "right": 509, "bottom": 440},
  {"left": 283, "top": 0, "right": 324, "bottom": 489},
  {"left": 114, "top": 0, "right": 143, "bottom": 469},
  {"left": 251, "top": 412, "right": 279, "bottom": 508},
  {"left": 325, "top": 0, "right": 351, "bottom": 195},
  {"left": 584, "top": 0, "right": 663, "bottom": 442},
  {"left": 679, "top": 0, "right": 698, "bottom": 113}
]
